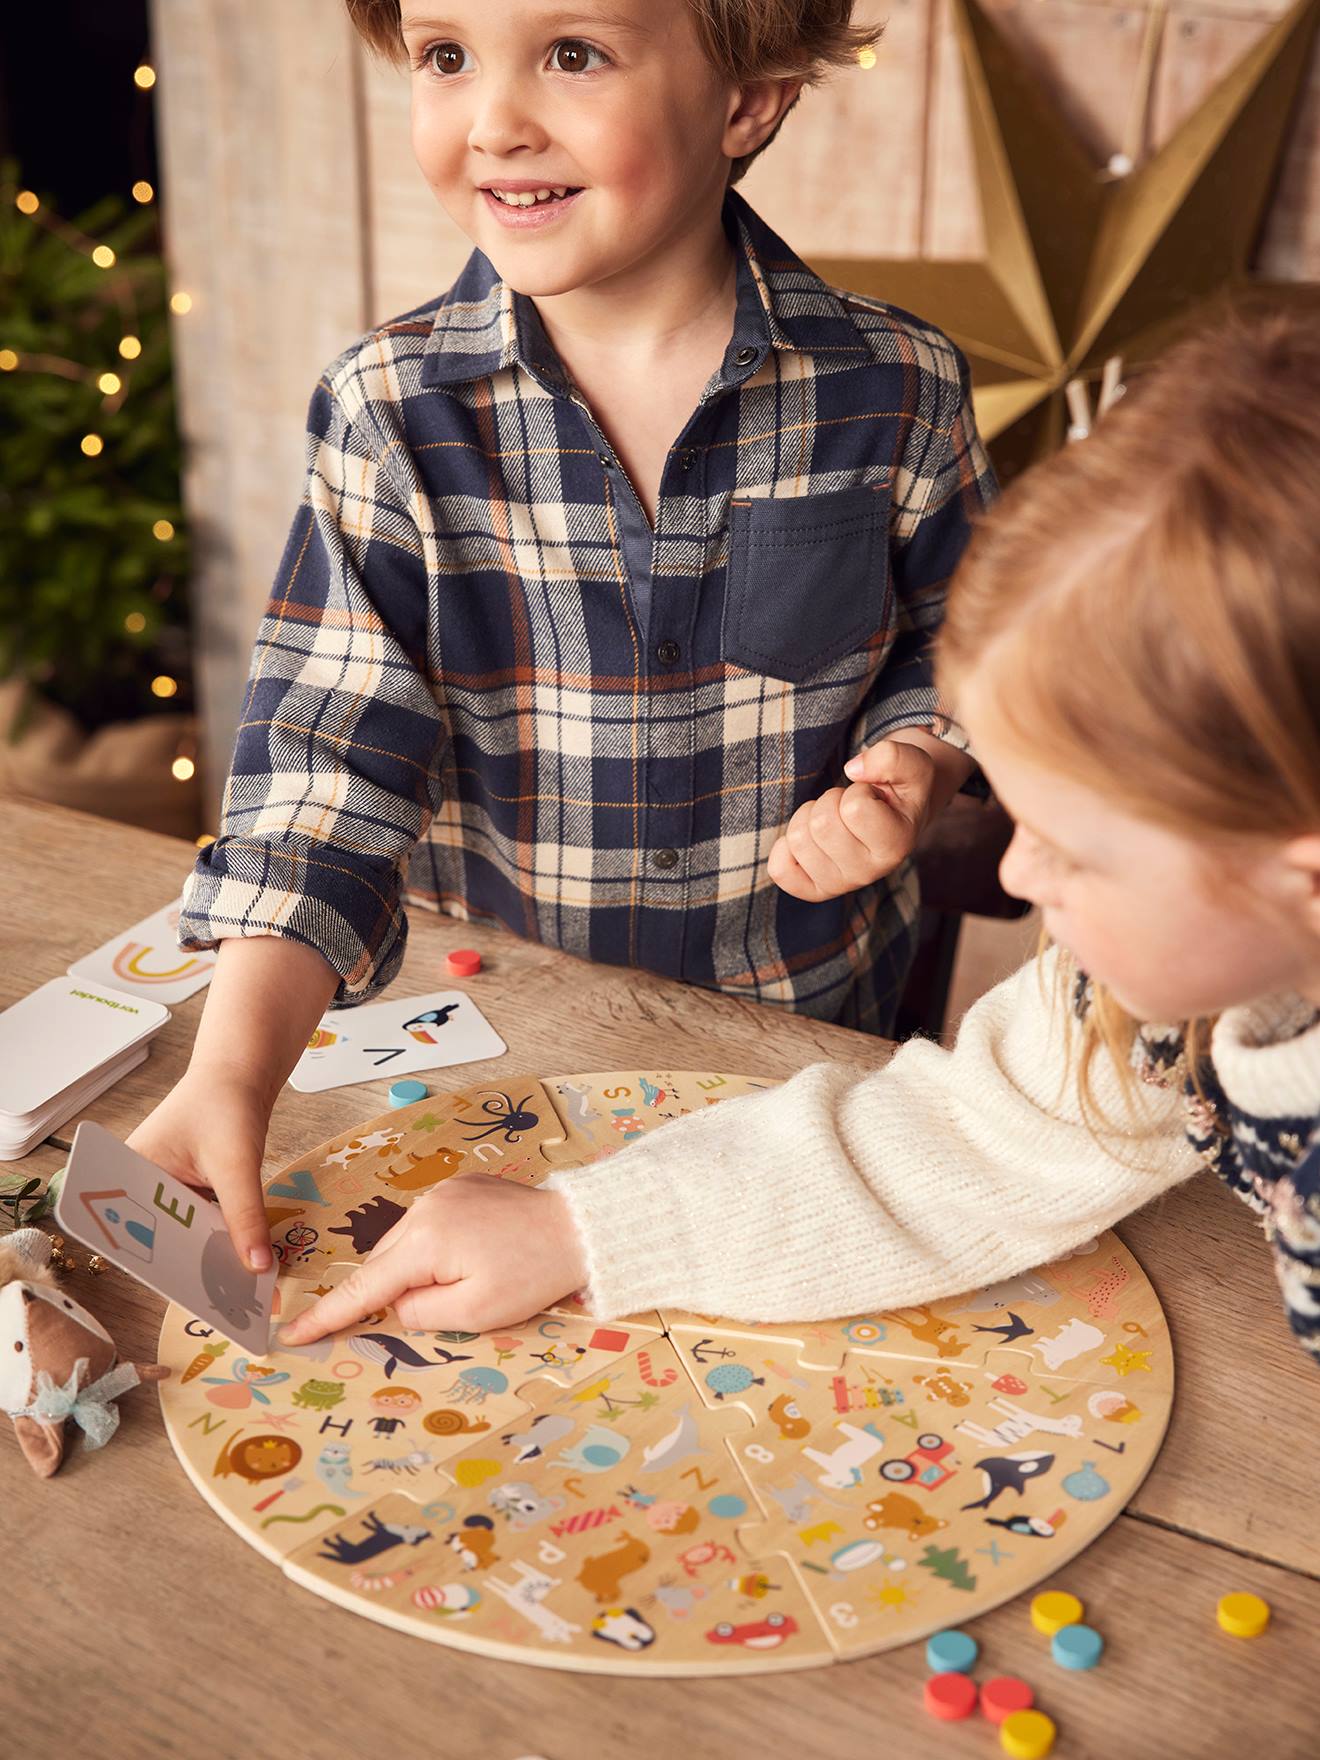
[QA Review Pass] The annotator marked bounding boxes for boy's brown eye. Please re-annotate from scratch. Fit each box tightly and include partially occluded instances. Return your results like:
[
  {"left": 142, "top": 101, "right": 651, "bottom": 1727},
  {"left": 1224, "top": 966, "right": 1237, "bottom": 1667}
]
[
  {"left": 553, "top": 40, "right": 591, "bottom": 73},
  {"left": 429, "top": 42, "right": 465, "bottom": 74}
]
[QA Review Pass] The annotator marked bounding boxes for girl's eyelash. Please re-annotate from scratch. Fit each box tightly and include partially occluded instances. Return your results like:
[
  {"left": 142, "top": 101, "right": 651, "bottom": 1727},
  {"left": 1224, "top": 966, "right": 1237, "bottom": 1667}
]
[{"left": 415, "top": 38, "right": 612, "bottom": 77}]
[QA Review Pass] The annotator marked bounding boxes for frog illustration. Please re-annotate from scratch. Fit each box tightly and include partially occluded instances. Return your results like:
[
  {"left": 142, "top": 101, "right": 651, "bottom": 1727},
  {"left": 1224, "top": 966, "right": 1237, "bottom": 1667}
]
[{"left": 291, "top": 1377, "right": 346, "bottom": 1411}]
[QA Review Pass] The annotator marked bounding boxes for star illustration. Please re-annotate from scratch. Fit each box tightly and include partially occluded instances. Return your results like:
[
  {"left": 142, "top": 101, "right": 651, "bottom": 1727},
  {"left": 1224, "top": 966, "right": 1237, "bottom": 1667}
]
[
  {"left": 810, "top": 0, "right": 1320, "bottom": 476},
  {"left": 1101, "top": 1342, "right": 1152, "bottom": 1377},
  {"left": 867, "top": 1581, "right": 915, "bottom": 1612}
]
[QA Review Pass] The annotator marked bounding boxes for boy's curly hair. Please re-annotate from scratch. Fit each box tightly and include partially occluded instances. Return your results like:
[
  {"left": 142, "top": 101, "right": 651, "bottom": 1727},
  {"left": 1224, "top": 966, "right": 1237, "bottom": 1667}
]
[{"left": 345, "top": 1, "right": 882, "bottom": 182}]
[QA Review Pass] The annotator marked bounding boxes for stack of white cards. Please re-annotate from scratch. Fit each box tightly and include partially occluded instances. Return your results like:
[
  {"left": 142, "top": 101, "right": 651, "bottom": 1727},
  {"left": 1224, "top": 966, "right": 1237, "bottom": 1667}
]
[{"left": 0, "top": 977, "right": 171, "bottom": 1159}]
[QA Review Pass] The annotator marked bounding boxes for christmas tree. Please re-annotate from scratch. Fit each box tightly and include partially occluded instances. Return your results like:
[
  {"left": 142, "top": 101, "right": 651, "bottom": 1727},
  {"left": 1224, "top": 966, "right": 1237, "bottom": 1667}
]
[{"left": 0, "top": 155, "right": 191, "bottom": 734}]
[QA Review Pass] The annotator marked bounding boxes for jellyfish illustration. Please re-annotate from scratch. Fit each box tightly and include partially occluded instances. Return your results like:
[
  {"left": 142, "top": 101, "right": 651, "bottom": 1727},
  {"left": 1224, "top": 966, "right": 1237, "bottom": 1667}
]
[{"left": 439, "top": 1366, "right": 510, "bottom": 1406}]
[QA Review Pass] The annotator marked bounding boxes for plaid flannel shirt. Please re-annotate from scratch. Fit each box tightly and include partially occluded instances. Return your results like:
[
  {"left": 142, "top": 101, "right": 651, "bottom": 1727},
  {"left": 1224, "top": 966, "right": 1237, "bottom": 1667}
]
[{"left": 180, "top": 191, "right": 996, "bottom": 1032}]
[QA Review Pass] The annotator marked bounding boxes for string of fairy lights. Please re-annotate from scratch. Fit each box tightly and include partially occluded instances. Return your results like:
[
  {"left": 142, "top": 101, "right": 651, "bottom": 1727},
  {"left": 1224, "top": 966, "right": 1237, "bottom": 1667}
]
[{"left": 4, "top": 58, "right": 201, "bottom": 803}]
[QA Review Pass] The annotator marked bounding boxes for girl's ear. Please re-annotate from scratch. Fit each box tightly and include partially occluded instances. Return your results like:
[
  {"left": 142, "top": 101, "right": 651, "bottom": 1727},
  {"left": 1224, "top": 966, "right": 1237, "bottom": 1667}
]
[{"left": 1283, "top": 833, "right": 1320, "bottom": 937}]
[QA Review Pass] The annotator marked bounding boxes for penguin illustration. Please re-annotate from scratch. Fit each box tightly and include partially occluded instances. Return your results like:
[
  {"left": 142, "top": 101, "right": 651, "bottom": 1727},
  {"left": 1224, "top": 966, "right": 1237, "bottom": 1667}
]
[
  {"left": 985, "top": 1512, "right": 1060, "bottom": 1539},
  {"left": 961, "top": 1450, "right": 1054, "bottom": 1511}
]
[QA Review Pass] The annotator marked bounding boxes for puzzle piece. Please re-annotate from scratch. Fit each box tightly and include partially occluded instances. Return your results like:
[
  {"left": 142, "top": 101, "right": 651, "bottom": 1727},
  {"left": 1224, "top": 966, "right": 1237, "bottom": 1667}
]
[
  {"left": 158, "top": 1261, "right": 664, "bottom": 1564},
  {"left": 667, "top": 1330, "right": 1171, "bottom": 1661},
  {"left": 661, "top": 1234, "right": 1174, "bottom": 1394},
  {"left": 283, "top": 1335, "right": 835, "bottom": 1671},
  {"left": 262, "top": 1080, "right": 569, "bottom": 1279},
  {"left": 539, "top": 1070, "right": 775, "bottom": 1167}
]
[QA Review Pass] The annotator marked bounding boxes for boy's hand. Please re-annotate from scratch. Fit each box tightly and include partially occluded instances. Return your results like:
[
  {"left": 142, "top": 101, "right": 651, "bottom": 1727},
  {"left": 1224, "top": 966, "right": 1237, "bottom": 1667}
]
[
  {"left": 275, "top": 1173, "right": 588, "bottom": 1344},
  {"left": 127, "top": 1069, "right": 274, "bottom": 1272},
  {"left": 768, "top": 737, "right": 936, "bottom": 903}
]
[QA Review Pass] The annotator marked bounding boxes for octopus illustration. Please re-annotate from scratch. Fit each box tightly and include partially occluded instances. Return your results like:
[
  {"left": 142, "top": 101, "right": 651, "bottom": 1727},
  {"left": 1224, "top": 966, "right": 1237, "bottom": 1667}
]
[{"left": 454, "top": 1092, "right": 541, "bottom": 1144}]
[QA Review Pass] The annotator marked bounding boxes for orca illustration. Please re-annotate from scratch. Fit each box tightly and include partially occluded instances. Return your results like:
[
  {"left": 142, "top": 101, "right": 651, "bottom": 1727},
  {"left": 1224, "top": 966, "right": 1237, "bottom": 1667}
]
[{"left": 961, "top": 1450, "right": 1054, "bottom": 1511}]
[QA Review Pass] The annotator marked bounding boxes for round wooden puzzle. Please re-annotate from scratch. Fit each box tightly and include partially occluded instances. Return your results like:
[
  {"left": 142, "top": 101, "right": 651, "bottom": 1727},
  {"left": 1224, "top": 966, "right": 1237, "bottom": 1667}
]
[{"left": 158, "top": 1070, "right": 1174, "bottom": 1674}]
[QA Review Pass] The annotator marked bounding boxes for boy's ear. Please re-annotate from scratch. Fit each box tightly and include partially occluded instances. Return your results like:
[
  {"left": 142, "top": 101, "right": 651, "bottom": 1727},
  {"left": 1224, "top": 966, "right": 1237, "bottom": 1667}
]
[{"left": 723, "top": 78, "right": 804, "bottom": 162}]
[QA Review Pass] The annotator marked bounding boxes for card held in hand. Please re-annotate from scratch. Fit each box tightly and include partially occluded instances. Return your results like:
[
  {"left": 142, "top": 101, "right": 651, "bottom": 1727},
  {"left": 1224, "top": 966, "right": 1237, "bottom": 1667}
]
[{"left": 57, "top": 1122, "right": 275, "bottom": 1350}]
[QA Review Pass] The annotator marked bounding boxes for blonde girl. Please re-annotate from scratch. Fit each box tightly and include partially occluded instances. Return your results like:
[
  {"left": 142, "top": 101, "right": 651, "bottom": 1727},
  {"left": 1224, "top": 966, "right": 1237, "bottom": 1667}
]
[{"left": 281, "top": 310, "right": 1320, "bottom": 1367}]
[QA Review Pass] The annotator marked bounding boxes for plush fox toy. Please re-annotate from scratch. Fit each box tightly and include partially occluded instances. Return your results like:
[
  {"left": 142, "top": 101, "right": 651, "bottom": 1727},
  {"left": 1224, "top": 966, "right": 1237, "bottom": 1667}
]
[{"left": 0, "top": 1227, "right": 170, "bottom": 1477}]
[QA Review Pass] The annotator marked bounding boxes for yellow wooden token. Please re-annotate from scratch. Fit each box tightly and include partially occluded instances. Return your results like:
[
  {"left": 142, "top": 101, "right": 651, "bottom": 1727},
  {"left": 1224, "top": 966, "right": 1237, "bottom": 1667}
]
[
  {"left": 1000, "top": 1708, "right": 1057, "bottom": 1758},
  {"left": 1030, "top": 1590, "right": 1084, "bottom": 1635},
  {"left": 1217, "top": 1592, "right": 1271, "bottom": 1638}
]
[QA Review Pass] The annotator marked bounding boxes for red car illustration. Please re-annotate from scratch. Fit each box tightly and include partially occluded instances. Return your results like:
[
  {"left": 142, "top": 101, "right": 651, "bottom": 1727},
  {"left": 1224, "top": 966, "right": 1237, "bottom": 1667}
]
[
  {"left": 705, "top": 1611, "right": 800, "bottom": 1650},
  {"left": 879, "top": 1432, "right": 957, "bottom": 1490}
]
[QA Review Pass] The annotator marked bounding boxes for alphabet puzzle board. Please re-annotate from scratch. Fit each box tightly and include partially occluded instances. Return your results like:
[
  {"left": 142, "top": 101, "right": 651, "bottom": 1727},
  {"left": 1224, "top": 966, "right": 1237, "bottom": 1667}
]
[{"left": 158, "top": 1071, "right": 1173, "bottom": 1675}]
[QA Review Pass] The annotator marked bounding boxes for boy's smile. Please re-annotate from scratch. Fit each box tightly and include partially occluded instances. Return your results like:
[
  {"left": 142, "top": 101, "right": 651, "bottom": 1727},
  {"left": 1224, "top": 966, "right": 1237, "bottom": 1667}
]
[{"left": 479, "top": 182, "right": 586, "bottom": 229}]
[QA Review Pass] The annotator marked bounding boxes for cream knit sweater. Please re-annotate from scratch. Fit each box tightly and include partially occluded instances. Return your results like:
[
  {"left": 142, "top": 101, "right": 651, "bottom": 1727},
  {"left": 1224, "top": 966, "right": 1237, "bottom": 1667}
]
[{"left": 550, "top": 949, "right": 1205, "bottom": 1322}]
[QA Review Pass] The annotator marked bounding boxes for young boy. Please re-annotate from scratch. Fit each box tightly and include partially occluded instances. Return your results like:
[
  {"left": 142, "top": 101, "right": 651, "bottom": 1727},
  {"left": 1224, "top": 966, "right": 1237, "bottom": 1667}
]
[{"left": 131, "top": 0, "right": 994, "bottom": 1273}]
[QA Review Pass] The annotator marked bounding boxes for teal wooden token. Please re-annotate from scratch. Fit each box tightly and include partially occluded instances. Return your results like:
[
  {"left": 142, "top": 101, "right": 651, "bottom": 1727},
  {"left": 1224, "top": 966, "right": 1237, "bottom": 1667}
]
[
  {"left": 388, "top": 1079, "right": 429, "bottom": 1107},
  {"left": 1052, "top": 1623, "right": 1104, "bottom": 1669},
  {"left": 925, "top": 1629, "right": 979, "bottom": 1674}
]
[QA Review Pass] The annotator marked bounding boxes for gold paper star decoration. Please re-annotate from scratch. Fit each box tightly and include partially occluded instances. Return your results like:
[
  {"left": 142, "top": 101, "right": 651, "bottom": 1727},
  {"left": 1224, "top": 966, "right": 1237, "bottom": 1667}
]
[{"left": 811, "top": 0, "right": 1320, "bottom": 476}]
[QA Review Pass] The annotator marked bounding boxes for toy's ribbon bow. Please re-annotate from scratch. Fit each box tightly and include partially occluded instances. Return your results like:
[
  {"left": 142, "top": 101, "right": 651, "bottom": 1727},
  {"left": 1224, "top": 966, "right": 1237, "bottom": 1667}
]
[{"left": 18, "top": 1358, "right": 143, "bottom": 1451}]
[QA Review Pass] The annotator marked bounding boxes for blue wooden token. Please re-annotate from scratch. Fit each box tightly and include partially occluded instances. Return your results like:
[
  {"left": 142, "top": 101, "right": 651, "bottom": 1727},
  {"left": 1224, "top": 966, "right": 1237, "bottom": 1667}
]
[
  {"left": 388, "top": 1079, "right": 429, "bottom": 1107},
  {"left": 1051, "top": 1623, "right": 1104, "bottom": 1669},
  {"left": 925, "top": 1629, "right": 979, "bottom": 1674}
]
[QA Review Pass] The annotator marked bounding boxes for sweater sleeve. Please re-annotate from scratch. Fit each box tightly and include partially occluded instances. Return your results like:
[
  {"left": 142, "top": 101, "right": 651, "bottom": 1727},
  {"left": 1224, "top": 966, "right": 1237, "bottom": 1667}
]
[{"left": 548, "top": 949, "right": 1200, "bottom": 1320}]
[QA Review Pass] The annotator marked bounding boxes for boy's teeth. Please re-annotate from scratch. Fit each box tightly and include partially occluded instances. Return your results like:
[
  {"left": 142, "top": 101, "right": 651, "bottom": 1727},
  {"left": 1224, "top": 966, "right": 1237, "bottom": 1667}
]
[{"left": 491, "top": 187, "right": 572, "bottom": 206}]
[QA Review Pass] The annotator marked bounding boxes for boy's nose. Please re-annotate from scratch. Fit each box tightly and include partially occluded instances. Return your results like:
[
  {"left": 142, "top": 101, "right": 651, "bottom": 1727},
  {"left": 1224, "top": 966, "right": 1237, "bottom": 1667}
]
[{"left": 467, "top": 78, "right": 547, "bottom": 158}]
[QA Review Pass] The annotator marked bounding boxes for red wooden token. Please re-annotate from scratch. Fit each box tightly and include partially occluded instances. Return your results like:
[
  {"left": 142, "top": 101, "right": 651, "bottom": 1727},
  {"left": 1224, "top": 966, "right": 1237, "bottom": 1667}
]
[
  {"left": 981, "top": 1676, "right": 1035, "bottom": 1724},
  {"left": 446, "top": 948, "right": 482, "bottom": 977},
  {"left": 924, "top": 1672, "right": 979, "bottom": 1720}
]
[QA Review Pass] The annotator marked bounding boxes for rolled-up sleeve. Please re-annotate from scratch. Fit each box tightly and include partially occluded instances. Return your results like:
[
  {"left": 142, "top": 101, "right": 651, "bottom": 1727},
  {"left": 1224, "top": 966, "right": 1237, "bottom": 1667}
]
[
  {"left": 848, "top": 348, "right": 997, "bottom": 760},
  {"left": 178, "top": 375, "right": 444, "bottom": 1005}
]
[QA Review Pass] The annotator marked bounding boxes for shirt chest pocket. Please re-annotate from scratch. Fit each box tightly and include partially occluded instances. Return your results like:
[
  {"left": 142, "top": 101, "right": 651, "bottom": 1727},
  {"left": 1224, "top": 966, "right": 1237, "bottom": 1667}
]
[{"left": 722, "top": 481, "right": 893, "bottom": 684}]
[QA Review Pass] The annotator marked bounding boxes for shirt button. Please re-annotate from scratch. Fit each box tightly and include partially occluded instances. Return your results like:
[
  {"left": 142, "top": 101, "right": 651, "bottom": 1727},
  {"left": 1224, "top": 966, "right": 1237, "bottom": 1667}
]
[
  {"left": 680, "top": 449, "right": 697, "bottom": 471},
  {"left": 656, "top": 640, "right": 681, "bottom": 666},
  {"left": 734, "top": 346, "right": 758, "bottom": 366},
  {"left": 651, "top": 847, "right": 679, "bottom": 870}
]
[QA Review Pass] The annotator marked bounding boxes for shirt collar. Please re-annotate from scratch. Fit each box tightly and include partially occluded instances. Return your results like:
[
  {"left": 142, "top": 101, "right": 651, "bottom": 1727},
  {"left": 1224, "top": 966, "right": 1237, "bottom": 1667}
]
[{"left": 420, "top": 188, "right": 867, "bottom": 392}]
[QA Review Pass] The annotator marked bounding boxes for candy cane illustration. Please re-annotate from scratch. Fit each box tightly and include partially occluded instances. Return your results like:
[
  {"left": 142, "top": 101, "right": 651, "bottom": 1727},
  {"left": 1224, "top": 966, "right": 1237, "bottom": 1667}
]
[
  {"left": 351, "top": 1566, "right": 419, "bottom": 1593},
  {"left": 638, "top": 1349, "right": 677, "bottom": 1389},
  {"left": 551, "top": 1505, "right": 621, "bottom": 1538}
]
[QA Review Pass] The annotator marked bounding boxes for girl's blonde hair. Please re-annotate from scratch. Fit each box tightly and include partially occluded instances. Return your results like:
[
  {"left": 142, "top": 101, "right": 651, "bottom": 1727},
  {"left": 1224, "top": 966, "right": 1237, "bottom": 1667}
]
[
  {"left": 345, "top": 1, "right": 882, "bottom": 183},
  {"left": 937, "top": 307, "right": 1320, "bottom": 1104}
]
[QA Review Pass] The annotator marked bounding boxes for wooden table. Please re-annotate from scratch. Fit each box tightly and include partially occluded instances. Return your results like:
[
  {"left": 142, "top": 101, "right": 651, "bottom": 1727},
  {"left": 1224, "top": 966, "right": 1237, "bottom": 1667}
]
[{"left": 4, "top": 799, "right": 1316, "bottom": 1759}]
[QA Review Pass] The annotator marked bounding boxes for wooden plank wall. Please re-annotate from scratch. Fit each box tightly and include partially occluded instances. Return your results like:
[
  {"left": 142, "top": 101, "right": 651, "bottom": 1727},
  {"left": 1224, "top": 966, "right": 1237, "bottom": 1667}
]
[{"left": 148, "top": 0, "right": 1319, "bottom": 811}]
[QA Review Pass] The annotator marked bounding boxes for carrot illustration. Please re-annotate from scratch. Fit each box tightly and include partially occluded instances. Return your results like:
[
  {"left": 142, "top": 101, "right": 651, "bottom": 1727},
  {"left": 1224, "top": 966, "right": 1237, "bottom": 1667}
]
[{"left": 182, "top": 1340, "right": 229, "bottom": 1383}]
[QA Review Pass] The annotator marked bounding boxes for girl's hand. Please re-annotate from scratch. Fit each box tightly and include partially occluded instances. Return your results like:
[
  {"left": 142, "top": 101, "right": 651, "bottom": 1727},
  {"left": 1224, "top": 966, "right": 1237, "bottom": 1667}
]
[
  {"left": 768, "top": 737, "right": 936, "bottom": 903},
  {"left": 127, "top": 1069, "right": 275, "bottom": 1271},
  {"left": 275, "top": 1173, "right": 589, "bottom": 1343}
]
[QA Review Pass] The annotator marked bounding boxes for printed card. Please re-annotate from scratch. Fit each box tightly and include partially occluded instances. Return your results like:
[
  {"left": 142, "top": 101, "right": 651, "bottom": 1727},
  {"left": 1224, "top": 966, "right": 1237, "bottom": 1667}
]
[
  {"left": 287, "top": 990, "right": 506, "bottom": 1093},
  {"left": 68, "top": 898, "right": 216, "bottom": 1004},
  {"left": 57, "top": 1121, "right": 275, "bottom": 1350},
  {"left": 0, "top": 978, "right": 170, "bottom": 1118}
]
